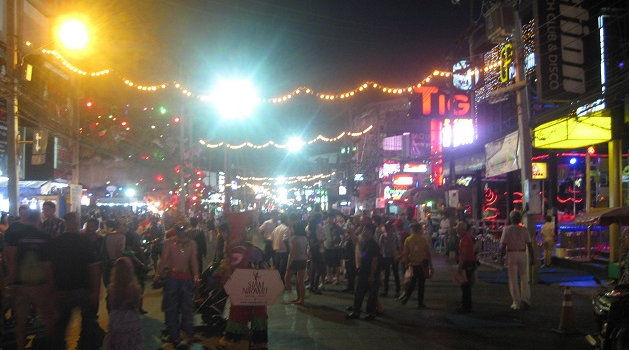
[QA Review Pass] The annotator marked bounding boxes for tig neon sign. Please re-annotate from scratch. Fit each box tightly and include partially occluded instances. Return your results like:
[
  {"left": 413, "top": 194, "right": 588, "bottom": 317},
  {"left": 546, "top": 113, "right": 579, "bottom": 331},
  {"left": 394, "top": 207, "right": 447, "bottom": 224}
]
[{"left": 412, "top": 86, "right": 471, "bottom": 117}]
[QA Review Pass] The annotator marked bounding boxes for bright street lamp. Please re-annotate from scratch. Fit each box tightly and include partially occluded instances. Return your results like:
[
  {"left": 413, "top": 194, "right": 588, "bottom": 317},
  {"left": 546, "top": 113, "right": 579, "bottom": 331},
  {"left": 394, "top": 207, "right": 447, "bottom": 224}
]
[
  {"left": 210, "top": 78, "right": 259, "bottom": 212},
  {"left": 5, "top": 14, "right": 90, "bottom": 216},
  {"left": 58, "top": 20, "right": 89, "bottom": 50},
  {"left": 211, "top": 78, "right": 259, "bottom": 120},
  {"left": 287, "top": 137, "right": 305, "bottom": 152}
]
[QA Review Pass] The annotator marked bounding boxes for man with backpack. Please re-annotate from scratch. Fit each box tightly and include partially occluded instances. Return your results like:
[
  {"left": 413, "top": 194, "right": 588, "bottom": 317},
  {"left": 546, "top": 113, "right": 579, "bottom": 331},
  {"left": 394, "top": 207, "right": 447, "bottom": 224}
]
[{"left": 5, "top": 209, "right": 55, "bottom": 350}]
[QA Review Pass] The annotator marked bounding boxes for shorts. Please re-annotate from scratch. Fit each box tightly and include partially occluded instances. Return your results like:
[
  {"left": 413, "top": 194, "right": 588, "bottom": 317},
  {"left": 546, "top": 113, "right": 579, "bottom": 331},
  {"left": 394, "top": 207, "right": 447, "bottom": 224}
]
[
  {"left": 324, "top": 249, "right": 341, "bottom": 268},
  {"left": 12, "top": 284, "right": 55, "bottom": 327},
  {"left": 289, "top": 260, "right": 307, "bottom": 271}
]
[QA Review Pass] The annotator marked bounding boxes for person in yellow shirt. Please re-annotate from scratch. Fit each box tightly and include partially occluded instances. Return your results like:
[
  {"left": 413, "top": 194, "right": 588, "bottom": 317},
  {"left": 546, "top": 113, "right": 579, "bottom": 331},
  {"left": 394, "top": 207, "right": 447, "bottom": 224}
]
[
  {"left": 400, "top": 223, "right": 432, "bottom": 309},
  {"left": 540, "top": 216, "right": 555, "bottom": 267}
]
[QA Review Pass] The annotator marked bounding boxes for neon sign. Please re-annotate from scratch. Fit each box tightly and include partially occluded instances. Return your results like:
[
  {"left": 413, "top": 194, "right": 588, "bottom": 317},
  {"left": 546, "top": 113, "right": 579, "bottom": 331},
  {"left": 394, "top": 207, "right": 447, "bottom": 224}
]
[
  {"left": 500, "top": 42, "right": 514, "bottom": 83},
  {"left": 456, "top": 176, "right": 473, "bottom": 186},
  {"left": 411, "top": 86, "right": 471, "bottom": 118},
  {"left": 379, "top": 162, "right": 400, "bottom": 178},
  {"left": 384, "top": 185, "right": 408, "bottom": 201},
  {"left": 403, "top": 163, "right": 428, "bottom": 173},
  {"left": 392, "top": 174, "right": 414, "bottom": 186},
  {"left": 442, "top": 118, "right": 474, "bottom": 147}
]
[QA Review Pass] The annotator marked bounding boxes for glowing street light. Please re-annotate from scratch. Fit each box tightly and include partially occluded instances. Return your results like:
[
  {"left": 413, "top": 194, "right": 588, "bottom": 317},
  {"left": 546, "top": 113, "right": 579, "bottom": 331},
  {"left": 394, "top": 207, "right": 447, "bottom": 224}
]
[
  {"left": 209, "top": 78, "right": 259, "bottom": 212},
  {"left": 58, "top": 20, "right": 89, "bottom": 50},
  {"left": 211, "top": 78, "right": 259, "bottom": 120},
  {"left": 287, "top": 137, "right": 305, "bottom": 152},
  {"left": 6, "top": 16, "right": 91, "bottom": 216}
]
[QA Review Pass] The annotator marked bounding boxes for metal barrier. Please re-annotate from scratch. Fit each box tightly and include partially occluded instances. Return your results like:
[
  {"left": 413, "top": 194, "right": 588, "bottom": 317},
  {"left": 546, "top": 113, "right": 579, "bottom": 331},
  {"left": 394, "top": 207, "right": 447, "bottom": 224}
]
[
  {"left": 431, "top": 234, "right": 448, "bottom": 254},
  {"left": 476, "top": 234, "right": 501, "bottom": 266}
]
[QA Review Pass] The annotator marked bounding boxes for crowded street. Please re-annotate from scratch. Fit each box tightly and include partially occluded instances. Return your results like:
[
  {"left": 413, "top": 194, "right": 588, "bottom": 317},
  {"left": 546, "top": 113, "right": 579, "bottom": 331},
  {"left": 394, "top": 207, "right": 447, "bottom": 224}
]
[
  {"left": 54, "top": 231, "right": 604, "bottom": 350},
  {"left": 0, "top": 1, "right": 627, "bottom": 350}
]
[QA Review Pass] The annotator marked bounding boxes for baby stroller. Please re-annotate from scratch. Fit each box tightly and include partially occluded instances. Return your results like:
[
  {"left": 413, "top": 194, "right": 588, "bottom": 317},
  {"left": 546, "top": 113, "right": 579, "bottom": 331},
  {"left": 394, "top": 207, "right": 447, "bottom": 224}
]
[{"left": 194, "top": 261, "right": 230, "bottom": 337}]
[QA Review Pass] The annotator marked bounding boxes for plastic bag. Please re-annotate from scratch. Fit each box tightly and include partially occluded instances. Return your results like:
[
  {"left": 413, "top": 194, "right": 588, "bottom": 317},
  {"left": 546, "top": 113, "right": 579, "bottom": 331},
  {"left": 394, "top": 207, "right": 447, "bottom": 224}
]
[
  {"left": 404, "top": 266, "right": 413, "bottom": 285},
  {"left": 451, "top": 268, "right": 468, "bottom": 285}
]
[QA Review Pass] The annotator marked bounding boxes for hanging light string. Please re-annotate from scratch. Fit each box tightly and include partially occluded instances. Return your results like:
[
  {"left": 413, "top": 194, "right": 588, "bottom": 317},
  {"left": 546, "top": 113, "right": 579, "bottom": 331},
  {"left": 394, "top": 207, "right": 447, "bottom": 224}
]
[
  {"left": 41, "top": 49, "right": 111, "bottom": 76},
  {"left": 40, "top": 19, "right": 535, "bottom": 102},
  {"left": 40, "top": 50, "right": 463, "bottom": 101},
  {"left": 199, "top": 125, "right": 373, "bottom": 149},
  {"left": 235, "top": 171, "right": 335, "bottom": 184}
]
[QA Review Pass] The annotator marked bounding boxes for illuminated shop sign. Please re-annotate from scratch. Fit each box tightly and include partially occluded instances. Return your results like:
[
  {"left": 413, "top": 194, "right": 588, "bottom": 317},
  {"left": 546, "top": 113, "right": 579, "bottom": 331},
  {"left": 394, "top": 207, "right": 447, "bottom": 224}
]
[
  {"left": 500, "top": 43, "right": 514, "bottom": 83},
  {"left": 410, "top": 86, "right": 471, "bottom": 118},
  {"left": 354, "top": 174, "right": 364, "bottom": 181},
  {"left": 532, "top": 162, "right": 547, "bottom": 179},
  {"left": 403, "top": 163, "right": 428, "bottom": 173},
  {"left": 456, "top": 176, "right": 473, "bottom": 186},
  {"left": 392, "top": 174, "right": 414, "bottom": 186},
  {"left": 452, "top": 60, "right": 480, "bottom": 91},
  {"left": 384, "top": 186, "right": 408, "bottom": 201},
  {"left": 442, "top": 118, "right": 474, "bottom": 147},
  {"left": 379, "top": 162, "right": 401, "bottom": 178}
]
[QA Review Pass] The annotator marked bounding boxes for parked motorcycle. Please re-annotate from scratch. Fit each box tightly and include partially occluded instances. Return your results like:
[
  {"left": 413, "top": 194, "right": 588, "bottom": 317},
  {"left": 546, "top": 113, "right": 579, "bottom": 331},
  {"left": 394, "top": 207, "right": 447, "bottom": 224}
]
[{"left": 587, "top": 278, "right": 628, "bottom": 350}]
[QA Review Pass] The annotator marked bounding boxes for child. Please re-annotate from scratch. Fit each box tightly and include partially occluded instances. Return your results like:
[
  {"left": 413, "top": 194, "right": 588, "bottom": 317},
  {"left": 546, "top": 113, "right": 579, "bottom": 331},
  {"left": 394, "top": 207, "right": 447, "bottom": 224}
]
[{"left": 106, "top": 257, "right": 143, "bottom": 350}]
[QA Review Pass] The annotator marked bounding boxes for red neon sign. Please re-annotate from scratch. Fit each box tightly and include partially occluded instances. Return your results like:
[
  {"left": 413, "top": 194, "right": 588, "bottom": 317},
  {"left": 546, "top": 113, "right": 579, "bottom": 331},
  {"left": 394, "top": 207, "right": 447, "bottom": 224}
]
[{"left": 412, "top": 86, "right": 471, "bottom": 117}]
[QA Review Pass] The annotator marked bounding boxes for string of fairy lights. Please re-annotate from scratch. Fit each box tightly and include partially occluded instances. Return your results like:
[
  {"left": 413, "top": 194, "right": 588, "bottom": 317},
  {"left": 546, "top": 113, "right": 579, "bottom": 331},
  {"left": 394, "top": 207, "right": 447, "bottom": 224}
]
[
  {"left": 40, "top": 20, "right": 537, "bottom": 203},
  {"left": 37, "top": 20, "right": 535, "bottom": 104},
  {"left": 230, "top": 172, "right": 337, "bottom": 199},
  {"left": 198, "top": 125, "right": 372, "bottom": 150}
]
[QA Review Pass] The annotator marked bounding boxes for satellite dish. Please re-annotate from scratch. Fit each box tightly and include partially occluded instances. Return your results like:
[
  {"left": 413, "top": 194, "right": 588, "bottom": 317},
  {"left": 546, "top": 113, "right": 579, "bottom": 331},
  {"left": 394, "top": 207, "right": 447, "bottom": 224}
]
[{"left": 106, "top": 185, "right": 117, "bottom": 193}]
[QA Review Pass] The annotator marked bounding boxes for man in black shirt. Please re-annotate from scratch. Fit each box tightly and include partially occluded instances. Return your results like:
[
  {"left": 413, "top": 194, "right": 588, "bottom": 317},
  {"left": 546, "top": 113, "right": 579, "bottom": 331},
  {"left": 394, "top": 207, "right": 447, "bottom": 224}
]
[
  {"left": 5, "top": 209, "right": 55, "bottom": 350},
  {"left": 42, "top": 212, "right": 103, "bottom": 350},
  {"left": 346, "top": 222, "right": 382, "bottom": 321}
]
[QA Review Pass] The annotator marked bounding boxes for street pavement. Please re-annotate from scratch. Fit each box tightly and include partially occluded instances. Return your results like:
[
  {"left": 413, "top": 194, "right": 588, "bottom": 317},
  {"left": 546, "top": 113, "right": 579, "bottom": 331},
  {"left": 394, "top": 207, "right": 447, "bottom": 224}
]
[{"left": 9, "top": 240, "right": 602, "bottom": 350}]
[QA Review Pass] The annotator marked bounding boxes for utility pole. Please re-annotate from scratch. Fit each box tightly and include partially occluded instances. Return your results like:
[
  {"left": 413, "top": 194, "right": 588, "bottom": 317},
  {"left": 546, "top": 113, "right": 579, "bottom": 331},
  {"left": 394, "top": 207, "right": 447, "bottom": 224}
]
[
  {"left": 70, "top": 77, "right": 82, "bottom": 218},
  {"left": 6, "top": 0, "right": 21, "bottom": 216},
  {"left": 179, "top": 96, "right": 186, "bottom": 214},
  {"left": 511, "top": 0, "right": 538, "bottom": 283}
]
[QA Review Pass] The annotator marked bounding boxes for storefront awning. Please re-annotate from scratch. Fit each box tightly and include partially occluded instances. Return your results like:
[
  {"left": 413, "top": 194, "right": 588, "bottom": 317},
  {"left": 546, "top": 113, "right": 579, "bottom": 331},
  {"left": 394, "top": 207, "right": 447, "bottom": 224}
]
[
  {"left": 574, "top": 206, "right": 629, "bottom": 226},
  {"left": 533, "top": 109, "right": 611, "bottom": 149}
]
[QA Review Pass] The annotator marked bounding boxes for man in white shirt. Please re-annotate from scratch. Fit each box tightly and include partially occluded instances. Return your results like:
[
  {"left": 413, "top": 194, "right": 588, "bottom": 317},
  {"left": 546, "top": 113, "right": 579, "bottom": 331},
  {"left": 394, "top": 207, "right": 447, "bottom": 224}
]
[
  {"left": 499, "top": 211, "right": 535, "bottom": 311},
  {"left": 271, "top": 213, "right": 291, "bottom": 283},
  {"left": 259, "top": 210, "right": 279, "bottom": 263}
]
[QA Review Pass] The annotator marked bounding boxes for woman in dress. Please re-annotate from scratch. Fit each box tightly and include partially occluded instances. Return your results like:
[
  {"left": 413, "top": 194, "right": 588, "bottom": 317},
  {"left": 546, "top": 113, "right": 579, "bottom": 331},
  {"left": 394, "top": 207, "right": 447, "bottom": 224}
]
[
  {"left": 285, "top": 218, "right": 308, "bottom": 304},
  {"left": 106, "top": 257, "right": 143, "bottom": 350}
]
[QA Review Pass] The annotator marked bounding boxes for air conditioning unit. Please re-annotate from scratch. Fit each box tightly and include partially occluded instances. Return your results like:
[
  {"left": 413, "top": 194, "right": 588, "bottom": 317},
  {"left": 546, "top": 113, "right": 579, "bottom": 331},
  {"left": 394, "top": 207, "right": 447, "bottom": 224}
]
[{"left": 484, "top": 3, "right": 514, "bottom": 43}]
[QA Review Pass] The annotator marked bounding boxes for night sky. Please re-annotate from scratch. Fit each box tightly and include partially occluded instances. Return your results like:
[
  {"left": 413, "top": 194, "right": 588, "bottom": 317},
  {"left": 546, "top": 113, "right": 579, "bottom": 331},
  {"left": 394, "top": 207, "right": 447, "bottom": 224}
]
[{"left": 64, "top": 0, "right": 473, "bottom": 176}]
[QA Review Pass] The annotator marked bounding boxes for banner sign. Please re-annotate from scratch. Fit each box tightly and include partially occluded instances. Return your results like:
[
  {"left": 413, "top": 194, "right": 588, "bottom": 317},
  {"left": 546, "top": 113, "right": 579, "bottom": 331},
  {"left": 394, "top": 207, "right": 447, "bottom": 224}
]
[
  {"left": 485, "top": 131, "right": 520, "bottom": 178},
  {"left": 533, "top": 0, "right": 600, "bottom": 100}
]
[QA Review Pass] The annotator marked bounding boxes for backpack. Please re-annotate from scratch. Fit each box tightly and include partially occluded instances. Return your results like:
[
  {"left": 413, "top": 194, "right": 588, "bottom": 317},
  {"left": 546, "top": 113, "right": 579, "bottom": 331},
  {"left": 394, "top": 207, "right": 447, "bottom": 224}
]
[{"left": 17, "top": 250, "right": 45, "bottom": 285}]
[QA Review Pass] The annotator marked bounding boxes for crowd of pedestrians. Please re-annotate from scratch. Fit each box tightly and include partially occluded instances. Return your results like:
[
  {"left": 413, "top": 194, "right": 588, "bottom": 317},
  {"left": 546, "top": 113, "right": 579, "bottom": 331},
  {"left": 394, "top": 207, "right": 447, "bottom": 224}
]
[
  {"left": 0, "top": 202, "right": 546, "bottom": 349},
  {"left": 0, "top": 203, "right": 214, "bottom": 349}
]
